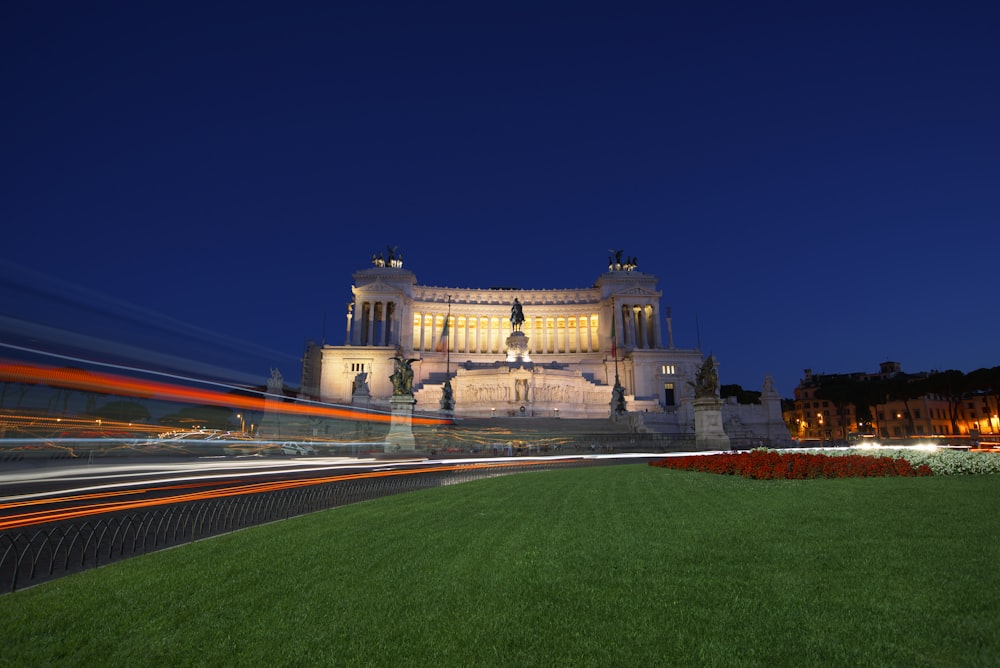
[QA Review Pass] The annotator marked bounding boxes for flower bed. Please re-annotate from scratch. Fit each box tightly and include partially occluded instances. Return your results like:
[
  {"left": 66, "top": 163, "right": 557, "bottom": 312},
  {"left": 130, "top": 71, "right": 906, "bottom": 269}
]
[
  {"left": 650, "top": 449, "right": 934, "bottom": 479},
  {"left": 811, "top": 447, "right": 1000, "bottom": 475}
]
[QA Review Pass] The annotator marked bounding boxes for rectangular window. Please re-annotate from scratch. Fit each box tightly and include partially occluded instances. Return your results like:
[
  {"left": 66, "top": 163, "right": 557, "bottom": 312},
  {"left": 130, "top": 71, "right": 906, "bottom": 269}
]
[
  {"left": 661, "top": 365, "right": 675, "bottom": 375},
  {"left": 663, "top": 383, "right": 676, "bottom": 407}
]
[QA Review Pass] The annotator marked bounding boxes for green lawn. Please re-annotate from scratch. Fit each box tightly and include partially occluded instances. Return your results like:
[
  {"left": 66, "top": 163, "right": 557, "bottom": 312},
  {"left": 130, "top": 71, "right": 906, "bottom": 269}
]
[{"left": 1, "top": 465, "right": 997, "bottom": 667}]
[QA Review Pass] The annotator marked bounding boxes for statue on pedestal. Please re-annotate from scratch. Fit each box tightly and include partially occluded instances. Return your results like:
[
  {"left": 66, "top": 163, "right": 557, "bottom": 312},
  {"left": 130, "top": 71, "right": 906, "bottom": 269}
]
[{"left": 510, "top": 298, "right": 524, "bottom": 332}]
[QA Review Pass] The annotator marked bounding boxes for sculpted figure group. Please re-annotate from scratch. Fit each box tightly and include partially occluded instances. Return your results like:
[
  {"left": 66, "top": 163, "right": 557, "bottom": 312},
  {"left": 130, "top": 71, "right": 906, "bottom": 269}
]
[
  {"left": 692, "top": 355, "right": 720, "bottom": 398},
  {"left": 389, "top": 347, "right": 417, "bottom": 396}
]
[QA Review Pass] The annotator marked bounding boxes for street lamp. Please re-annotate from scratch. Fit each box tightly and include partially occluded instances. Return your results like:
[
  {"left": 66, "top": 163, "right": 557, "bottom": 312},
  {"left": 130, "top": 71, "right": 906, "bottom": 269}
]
[{"left": 236, "top": 413, "right": 245, "bottom": 434}]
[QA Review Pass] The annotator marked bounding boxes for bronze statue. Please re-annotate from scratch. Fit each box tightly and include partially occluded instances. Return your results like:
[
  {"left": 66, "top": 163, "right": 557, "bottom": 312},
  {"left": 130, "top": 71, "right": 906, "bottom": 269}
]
[
  {"left": 692, "top": 355, "right": 719, "bottom": 398},
  {"left": 389, "top": 348, "right": 418, "bottom": 396},
  {"left": 510, "top": 298, "right": 524, "bottom": 332}
]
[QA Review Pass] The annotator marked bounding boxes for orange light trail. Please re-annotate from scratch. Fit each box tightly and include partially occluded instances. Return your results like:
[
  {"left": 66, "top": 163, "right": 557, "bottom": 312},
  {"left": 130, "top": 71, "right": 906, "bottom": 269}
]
[
  {"left": 0, "top": 359, "right": 452, "bottom": 426},
  {"left": 0, "top": 460, "right": 560, "bottom": 531}
]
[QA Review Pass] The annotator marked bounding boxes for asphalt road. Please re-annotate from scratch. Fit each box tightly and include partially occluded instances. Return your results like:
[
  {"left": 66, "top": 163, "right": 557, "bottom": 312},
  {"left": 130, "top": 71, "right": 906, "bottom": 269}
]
[
  {"left": 0, "top": 452, "right": 639, "bottom": 531},
  {"left": 0, "top": 454, "right": 445, "bottom": 530}
]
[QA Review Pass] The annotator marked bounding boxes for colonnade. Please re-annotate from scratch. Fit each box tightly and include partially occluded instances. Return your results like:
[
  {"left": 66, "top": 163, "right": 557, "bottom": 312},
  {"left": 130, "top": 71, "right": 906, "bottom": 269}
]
[
  {"left": 348, "top": 300, "right": 661, "bottom": 353},
  {"left": 614, "top": 303, "right": 661, "bottom": 351},
  {"left": 412, "top": 312, "right": 602, "bottom": 354},
  {"left": 348, "top": 300, "right": 398, "bottom": 347}
]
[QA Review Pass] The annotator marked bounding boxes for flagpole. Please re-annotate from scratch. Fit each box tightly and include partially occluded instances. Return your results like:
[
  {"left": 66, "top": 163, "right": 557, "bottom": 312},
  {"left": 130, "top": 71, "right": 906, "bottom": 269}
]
[
  {"left": 612, "top": 298, "right": 620, "bottom": 382},
  {"left": 611, "top": 297, "right": 626, "bottom": 416},
  {"left": 440, "top": 295, "right": 454, "bottom": 414}
]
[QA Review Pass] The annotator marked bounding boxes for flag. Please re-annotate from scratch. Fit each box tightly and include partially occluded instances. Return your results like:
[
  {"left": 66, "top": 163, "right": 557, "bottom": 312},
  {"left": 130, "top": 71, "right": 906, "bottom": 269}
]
[
  {"left": 435, "top": 316, "right": 450, "bottom": 352},
  {"left": 610, "top": 316, "right": 617, "bottom": 359}
]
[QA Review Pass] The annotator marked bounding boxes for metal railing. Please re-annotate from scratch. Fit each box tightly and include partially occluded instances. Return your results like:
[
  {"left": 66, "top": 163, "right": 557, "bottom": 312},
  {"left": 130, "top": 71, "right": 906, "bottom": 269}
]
[{"left": 0, "top": 460, "right": 591, "bottom": 593}]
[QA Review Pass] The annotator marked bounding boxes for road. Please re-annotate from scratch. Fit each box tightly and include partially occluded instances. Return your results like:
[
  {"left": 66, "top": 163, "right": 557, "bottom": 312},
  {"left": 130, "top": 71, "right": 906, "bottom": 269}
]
[{"left": 0, "top": 453, "right": 626, "bottom": 531}]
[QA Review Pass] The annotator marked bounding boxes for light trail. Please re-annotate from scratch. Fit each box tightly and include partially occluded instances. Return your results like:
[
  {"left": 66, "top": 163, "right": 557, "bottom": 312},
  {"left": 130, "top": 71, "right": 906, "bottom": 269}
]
[
  {"left": 0, "top": 460, "right": 568, "bottom": 531},
  {"left": 0, "top": 359, "right": 452, "bottom": 426}
]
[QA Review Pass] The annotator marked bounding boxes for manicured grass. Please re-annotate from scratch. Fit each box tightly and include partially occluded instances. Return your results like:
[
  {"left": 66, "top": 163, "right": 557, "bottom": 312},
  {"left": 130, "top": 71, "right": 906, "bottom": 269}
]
[{"left": 1, "top": 465, "right": 998, "bottom": 666}]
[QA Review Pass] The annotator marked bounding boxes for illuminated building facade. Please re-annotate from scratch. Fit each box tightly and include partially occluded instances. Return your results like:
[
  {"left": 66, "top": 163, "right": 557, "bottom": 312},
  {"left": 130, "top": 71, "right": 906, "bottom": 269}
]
[
  {"left": 302, "top": 254, "right": 790, "bottom": 443},
  {"left": 785, "top": 363, "right": 1000, "bottom": 441}
]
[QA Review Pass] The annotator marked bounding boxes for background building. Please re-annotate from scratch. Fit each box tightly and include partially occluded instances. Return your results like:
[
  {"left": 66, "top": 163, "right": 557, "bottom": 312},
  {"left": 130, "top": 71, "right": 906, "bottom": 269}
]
[{"left": 785, "top": 362, "right": 1000, "bottom": 442}]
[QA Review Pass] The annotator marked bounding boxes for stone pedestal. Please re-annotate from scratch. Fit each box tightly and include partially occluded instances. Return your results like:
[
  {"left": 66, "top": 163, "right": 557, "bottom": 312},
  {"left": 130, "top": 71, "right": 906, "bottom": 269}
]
[
  {"left": 505, "top": 331, "right": 531, "bottom": 363},
  {"left": 385, "top": 395, "right": 420, "bottom": 453},
  {"left": 694, "top": 397, "right": 731, "bottom": 451}
]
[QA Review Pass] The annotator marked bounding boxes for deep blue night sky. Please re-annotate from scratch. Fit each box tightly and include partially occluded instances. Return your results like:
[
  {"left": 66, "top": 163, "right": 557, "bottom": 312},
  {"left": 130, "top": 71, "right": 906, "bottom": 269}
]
[{"left": 3, "top": 2, "right": 998, "bottom": 396}]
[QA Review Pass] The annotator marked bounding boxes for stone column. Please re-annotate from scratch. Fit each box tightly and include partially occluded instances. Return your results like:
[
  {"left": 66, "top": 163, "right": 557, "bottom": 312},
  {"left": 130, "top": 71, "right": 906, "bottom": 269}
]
[
  {"left": 639, "top": 306, "right": 646, "bottom": 348},
  {"left": 613, "top": 305, "right": 624, "bottom": 353},
  {"left": 365, "top": 303, "right": 375, "bottom": 346},
  {"left": 653, "top": 305, "right": 663, "bottom": 348},
  {"left": 378, "top": 302, "right": 386, "bottom": 347}
]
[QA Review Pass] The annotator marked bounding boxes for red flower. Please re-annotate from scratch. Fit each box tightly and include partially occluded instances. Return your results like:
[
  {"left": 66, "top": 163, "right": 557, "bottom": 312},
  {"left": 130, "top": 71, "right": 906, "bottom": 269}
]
[{"left": 650, "top": 450, "right": 932, "bottom": 479}]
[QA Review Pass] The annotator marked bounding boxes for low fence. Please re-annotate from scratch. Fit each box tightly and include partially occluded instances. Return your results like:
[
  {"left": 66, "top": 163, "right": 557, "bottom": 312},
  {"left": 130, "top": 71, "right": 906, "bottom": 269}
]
[{"left": 0, "top": 460, "right": 593, "bottom": 593}]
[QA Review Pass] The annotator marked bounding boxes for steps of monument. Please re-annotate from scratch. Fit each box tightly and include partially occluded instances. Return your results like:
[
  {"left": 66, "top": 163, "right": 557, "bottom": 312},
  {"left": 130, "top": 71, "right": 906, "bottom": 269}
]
[{"left": 448, "top": 417, "right": 632, "bottom": 434}]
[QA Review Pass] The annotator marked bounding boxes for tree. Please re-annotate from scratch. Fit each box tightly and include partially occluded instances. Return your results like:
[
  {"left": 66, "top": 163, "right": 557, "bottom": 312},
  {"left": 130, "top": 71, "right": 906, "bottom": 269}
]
[
  {"left": 158, "top": 405, "right": 233, "bottom": 431},
  {"left": 854, "top": 377, "right": 887, "bottom": 436},
  {"left": 88, "top": 401, "right": 151, "bottom": 424},
  {"left": 922, "top": 370, "right": 966, "bottom": 435},
  {"left": 965, "top": 366, "right": 1000, "bottom": 433},
  {"left": 885, "top": 373, "right": 925, "bottom": 437},
  {"left": 719, "top": 384, "right": 762, "bottom": 405}
]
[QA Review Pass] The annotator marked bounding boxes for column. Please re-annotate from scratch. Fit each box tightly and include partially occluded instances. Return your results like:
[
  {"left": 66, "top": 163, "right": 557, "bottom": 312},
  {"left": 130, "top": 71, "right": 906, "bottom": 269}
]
[
  {"left": 652, "top": 305, "right": 662, "bottom": 348},
  {"left": 614, "top": 305, "right": 624, "bottom": 353},
  {"left": 627, "top": 304, "right": 637, "bottom": 348},
  {"left": 636, "top": 305, "right": 645, "bottom": 349},
  {"left": 365, "top": 302, "right": 375, "bottom": 346},
  {"left": 378, "top": 301, "right": 387, "bottom": 347}
]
